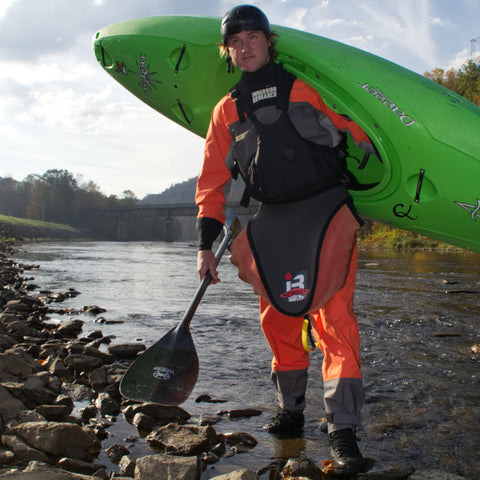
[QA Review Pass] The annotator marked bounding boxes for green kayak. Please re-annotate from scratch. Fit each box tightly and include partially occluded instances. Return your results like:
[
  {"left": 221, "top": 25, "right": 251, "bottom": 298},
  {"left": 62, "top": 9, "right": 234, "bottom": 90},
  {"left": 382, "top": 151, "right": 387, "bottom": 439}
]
[{"left": 93, "top": 16, "right": 480, "bottom": 253}]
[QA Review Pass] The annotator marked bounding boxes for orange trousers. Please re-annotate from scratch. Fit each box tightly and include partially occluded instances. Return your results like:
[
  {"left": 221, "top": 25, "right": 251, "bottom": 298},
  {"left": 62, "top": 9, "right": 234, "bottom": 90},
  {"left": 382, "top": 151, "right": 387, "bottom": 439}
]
[{"left": 260, "top": 246, "right": 362, "bottom": 382}]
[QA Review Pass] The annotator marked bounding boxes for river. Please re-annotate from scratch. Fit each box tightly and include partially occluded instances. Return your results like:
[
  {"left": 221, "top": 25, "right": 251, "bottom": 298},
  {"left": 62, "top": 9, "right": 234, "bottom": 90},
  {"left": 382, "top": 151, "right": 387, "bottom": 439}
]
[{"left": 14, "top": 242, "right": 480, "bottom": 478}]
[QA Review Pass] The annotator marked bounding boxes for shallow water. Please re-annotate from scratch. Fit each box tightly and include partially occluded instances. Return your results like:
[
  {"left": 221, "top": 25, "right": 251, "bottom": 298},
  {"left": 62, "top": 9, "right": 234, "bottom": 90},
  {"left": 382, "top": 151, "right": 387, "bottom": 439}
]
[{"left": 14, "top": 242, "right": 480, "bottom": 478}]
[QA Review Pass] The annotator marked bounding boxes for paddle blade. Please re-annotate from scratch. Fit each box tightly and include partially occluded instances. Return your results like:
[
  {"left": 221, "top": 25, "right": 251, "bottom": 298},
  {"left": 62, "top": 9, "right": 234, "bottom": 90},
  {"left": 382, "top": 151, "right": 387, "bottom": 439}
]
[{"left": 120, "top": 324, "right": 199, "bottom": 405}]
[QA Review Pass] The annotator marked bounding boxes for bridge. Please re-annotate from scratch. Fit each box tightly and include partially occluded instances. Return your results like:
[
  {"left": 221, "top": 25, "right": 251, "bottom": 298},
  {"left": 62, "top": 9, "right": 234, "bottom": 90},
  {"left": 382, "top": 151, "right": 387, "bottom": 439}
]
[
  {"left": 86, "top": 203, "right": 259, "bottom": 241},
  {"left": 91, "top": 202, "right": 259, "bottom": 218}
]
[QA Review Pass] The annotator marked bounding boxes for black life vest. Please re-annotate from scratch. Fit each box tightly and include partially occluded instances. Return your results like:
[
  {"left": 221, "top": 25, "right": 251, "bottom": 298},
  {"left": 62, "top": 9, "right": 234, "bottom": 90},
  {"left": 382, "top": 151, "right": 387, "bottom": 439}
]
[{"left": 229, "top": 64, "right": 343, "bottom": 205}]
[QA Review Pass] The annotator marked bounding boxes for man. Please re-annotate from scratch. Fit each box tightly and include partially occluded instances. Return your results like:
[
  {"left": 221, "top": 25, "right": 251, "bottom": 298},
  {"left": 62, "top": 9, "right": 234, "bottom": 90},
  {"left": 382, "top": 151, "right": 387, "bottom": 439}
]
[{"left": 196, "top": 5, "right": 373, "bottom": 475}]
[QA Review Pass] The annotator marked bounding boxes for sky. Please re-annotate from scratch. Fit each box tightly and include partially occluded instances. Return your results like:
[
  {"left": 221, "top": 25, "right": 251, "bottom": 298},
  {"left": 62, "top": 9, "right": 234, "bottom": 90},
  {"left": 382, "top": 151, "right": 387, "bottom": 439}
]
[{"left": 1, "top": 0, "right": 479, "bottom": 199}]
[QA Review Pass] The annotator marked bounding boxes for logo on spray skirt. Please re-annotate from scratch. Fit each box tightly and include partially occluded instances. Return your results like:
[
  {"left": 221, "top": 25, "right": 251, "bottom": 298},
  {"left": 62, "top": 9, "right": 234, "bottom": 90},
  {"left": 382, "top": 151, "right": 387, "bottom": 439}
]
[{"left": 280, "top": 271, "right": 310, "bottom": 303}]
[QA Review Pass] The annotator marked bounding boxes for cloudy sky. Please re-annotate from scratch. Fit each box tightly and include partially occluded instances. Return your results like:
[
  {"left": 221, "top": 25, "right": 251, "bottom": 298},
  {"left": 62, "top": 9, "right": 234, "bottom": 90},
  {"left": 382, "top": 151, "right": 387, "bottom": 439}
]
[{"left": 1, "top": 0, "right": 479, "bottom": 199}]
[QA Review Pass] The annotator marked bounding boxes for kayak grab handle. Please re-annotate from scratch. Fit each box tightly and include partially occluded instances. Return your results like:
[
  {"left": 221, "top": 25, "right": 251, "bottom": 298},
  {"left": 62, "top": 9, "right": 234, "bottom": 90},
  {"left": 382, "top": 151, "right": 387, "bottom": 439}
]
[
  {"left": 174, "top": 44, "right": 187, "bottom": 73},
  {"left": 415, "top": 169, "right": 425, "bottom": 203}
]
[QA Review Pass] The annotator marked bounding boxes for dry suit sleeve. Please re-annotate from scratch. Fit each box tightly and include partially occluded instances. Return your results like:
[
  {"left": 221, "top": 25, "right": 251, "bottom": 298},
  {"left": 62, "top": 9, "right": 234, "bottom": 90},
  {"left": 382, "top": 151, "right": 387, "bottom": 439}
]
[{"left": 195, "top": 99, "right": 233, "bottom": 224}]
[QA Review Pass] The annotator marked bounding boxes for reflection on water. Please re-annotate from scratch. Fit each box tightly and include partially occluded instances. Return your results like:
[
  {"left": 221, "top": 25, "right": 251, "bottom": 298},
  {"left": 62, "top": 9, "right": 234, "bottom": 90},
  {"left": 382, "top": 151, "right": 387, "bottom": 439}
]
[{"left": 15, "top": 243, "right": 480, "bottom": 478}]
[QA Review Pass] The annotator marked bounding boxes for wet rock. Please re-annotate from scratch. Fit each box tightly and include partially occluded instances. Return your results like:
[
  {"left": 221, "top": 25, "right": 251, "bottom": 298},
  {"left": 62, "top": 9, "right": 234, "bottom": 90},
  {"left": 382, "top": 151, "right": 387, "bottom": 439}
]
[
  {"left": 11, "top": 421, "right": 97, "bottom": 460},
  {"left": 0, "top": 350, "right": 41, "bottom": 377},
  {"left": 0, "top": 448, "right": 15, "bottom": 464},
  {"left": 220, "top": 432, "right": 258, "bottom": 449},
  {"left": 88, "top": 367, "right": 109, "bottom": 391},
  {"left": 195, "top": 393, "right": 228, "bottom": 403},
  {"left": 134, "top": 454, "right": 202, "bottom": 480},
  {"left": 94, "top": 392, "right": 120, "bottom": 416},
  {"left": 57, "top": 456, "right": 106, "bottom": 476},
  {"left": 104, "top": 443, "right": 130, "bottom": 464},
  {"left": 107, "top": 343, "right": 146, "bottom": 359},
  {"left": 408, "top": 470, "right": 464, "bottom": 480},
  {"left": 1, "top": 434, "right": 50, "bottom": 464},
  {"left": 64, "top": 354, "right": 103, "bottom": 372},
  {"left": 79, "top": 405, "right": 97, "bottom": 421},
  {"left": 216, "top": 408, "right": 263, "bottom": 419},
  {"left": 282, "top": 456, "right": 323, "bottom": 479},
  {"left": 6, "top": 460, "right": 96, "bottom": 479},
  {"left": 198, "top": 414, "right": 223, "bottom": 426},
  {"left": 211, "top": 470, "right": 259, "bottom": 480},
  {"left": 118, "top": 454, "right": 136, "bottom": 477},
  {"left": 356, "top": 465, "right": 415, "bottom": 479},
  {"left": 0, "top": 385, "right": 27, "bottom": 422},
  {"left": 82, "top": 305, "right": 107, "bottom": 315},
  {"left": 146, "top": 423, "right": 219, "bottom": 456},
  {"left": 55, "top": 320, "right": 84, "bottom": 338},
  {"left": 132, "top": 412, "right": 156, "bottom": 432},
  {"left": 34, "top": 405, "right": 71, "bottom": 422},
  {"left": 16, "top": 409, "right": 46, "bottom": 424},
  {"left": 122, "top": 402, "right": 191, "bottom": 425}
]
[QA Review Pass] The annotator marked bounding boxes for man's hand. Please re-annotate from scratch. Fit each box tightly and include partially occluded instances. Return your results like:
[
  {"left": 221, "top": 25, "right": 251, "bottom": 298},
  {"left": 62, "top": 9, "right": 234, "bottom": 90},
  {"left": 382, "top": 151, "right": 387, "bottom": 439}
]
[{"left": 197, "top": 249, "right": 220, "bottom": 284}]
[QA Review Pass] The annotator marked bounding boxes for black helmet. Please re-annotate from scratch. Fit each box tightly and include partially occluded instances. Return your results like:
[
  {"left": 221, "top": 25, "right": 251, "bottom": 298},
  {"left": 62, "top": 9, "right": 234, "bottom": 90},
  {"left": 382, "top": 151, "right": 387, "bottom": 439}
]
[{"left": 221, "top": 5, "right": 271, "bottom": 45}]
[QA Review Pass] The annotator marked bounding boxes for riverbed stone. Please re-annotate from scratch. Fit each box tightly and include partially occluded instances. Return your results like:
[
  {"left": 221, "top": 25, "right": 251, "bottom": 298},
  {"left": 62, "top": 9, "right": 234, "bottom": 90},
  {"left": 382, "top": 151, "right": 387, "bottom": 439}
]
[
  {"left": 107, "top": 343, "right": 146, "bottom": 358},
  {"left": 104, "top": 443, "right": 130, "bottom": 464},
  {"left": 0, "top": 385, "right": 27, "bottom": 422},
  {"left": 1, "top": 460, "right": 98, "bottom": 479},
  {"left": 132, "top": 412, "right": 156, "bottom": 432},
  {"left": 11, "top": 421, "right": 97, "bottom": 460},
  {"left": 1, "top": 434, "right": 51, "bottom": 464},
  {"left": 94, "top": 392, "right": 120, "bottom": 416},
  {"left": 409, "top": 470, "right": 465, "bottom": 480},
  {"left": 122, "top": 403, "right": 191, "bottom": 425},
  {"left": 34, "top": 405, "right": 71, "bottom": 422},
  {"left": 145, "top": 423, "right": 219, "bottom": 456},
  {"left": 57, "top": 457, "right": 106, "bottom": 476},
  {"left": 64, "top": 354, "right": 103, "bottom": 372},
  {"left": 118, "top": 455, "right": 136, "bottom": 477},
  {"left": 134, "top": 454, "right": 202, "bottom": 480},
  {"left": 55, "top": 320, "right": 84, "bottom": 339},
  {"left": 210, "top": 470, "right": 259, "bottom": 480},
  {"left": 0, "top": 351, "right": 40, "bottom": 378}
]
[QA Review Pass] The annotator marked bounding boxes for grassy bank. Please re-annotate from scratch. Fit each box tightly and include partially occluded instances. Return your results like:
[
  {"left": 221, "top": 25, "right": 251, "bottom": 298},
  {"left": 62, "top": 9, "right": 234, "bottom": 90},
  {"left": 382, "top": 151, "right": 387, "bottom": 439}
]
[
  {"left": 356, "top": 218, "right": 460, "bottom": 251},
  {"left": 0, "top": 214, "right": 83, "bottom": 243}
]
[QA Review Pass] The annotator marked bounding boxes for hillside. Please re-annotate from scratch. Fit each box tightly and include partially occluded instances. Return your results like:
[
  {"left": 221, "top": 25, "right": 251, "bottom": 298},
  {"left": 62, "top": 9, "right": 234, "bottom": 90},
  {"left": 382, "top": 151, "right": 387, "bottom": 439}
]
[{"left": 142, "top": 177, "right": 197, "bottom": 204}]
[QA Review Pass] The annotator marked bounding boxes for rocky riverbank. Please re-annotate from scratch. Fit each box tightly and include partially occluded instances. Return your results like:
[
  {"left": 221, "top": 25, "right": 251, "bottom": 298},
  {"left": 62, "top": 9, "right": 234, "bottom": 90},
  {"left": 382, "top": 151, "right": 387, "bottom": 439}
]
[{"left": 0, "top": 242, "right": 469, "bottom": 480}]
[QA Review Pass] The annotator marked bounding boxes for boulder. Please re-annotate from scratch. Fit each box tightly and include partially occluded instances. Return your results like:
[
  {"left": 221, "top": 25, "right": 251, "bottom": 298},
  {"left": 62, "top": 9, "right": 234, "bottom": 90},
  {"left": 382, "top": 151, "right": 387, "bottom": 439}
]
[
  {"left": 134, "top": 454, "right": 201, "bottom": 480},
  {"left": 104, "top": 443, "right": 130, "bottom": 464},
  {"left": 1, "top": 434, "right": 50, "bottom": 464},
  {"left": 0, "top": 385, "right": 27, "bottom": 422},
  {"left": 94, "top": 392, "right": 120, "bottom": 416},
  {"left": 11, "top": 421, "right": 97, "bottom": 460},
  {"left": 145, "top": 424, "right": 219, "bottom": 456},
  {"left": 0, "top": 460, "right": 97, "bottom": 479},
  {"left": 63, "top": 354, "right": 103, "bottom": 372},
  {"left": 0, "top": 351, "right": 40, "bottom": 378},
  {"left": 122, "top": 403, "right": 190, "bottom": 425},
  {"left": 107, "top": 343, "right": 146, "bottom": 358},
  {"left": 211, "top": 470, "right": 259, "bottom": 480},
  {"left": 55, "top": 320, "right": 84, "bottom": 338}
]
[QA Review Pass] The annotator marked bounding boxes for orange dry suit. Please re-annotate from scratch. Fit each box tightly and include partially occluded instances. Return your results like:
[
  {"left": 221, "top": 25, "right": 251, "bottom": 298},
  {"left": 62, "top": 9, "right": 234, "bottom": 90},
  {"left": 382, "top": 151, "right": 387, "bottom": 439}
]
[{"left": 196, "top": 61, "right": 373, "bottom": 432}]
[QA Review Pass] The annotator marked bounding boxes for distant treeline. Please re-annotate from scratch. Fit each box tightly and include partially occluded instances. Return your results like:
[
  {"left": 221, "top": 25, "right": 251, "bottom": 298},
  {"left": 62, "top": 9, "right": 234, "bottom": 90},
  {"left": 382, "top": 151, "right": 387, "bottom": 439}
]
[{"left": 0, "top": 169, "right": 140, "bottom": 227}]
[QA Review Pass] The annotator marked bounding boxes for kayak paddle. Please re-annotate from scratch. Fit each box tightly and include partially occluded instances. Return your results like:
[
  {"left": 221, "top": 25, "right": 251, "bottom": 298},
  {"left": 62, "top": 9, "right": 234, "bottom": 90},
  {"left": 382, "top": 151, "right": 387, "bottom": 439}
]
[{"left": 120, "top": 209, "right": 241, "bottom": 405}]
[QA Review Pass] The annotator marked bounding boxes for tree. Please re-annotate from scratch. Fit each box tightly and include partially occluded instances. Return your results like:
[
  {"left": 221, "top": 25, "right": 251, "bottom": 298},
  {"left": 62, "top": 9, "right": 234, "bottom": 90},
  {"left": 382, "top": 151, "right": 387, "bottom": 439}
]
[{"left": 424, "top": 60, "right": 480, "bottom": 106}]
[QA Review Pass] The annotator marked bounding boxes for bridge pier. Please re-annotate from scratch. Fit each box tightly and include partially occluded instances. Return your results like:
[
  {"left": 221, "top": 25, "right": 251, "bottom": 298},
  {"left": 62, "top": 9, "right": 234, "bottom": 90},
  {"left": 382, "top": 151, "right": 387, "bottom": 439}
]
[{"left": 116, "top": 219, "right": 129, "bottom": 241}]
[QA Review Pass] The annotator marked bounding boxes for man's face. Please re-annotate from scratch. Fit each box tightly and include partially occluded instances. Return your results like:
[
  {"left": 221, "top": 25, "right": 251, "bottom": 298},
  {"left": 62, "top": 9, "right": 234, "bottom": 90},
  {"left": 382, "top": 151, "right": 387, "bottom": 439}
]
[{"left": 227, "top": 30, "right": 271, "bottom": 72}]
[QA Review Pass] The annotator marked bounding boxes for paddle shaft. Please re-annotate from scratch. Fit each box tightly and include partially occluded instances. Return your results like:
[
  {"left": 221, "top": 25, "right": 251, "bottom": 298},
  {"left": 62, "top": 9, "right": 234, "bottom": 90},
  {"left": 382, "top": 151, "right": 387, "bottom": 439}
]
[{"left": 177, "top": 220, "right": 236, "bottom": 331}]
